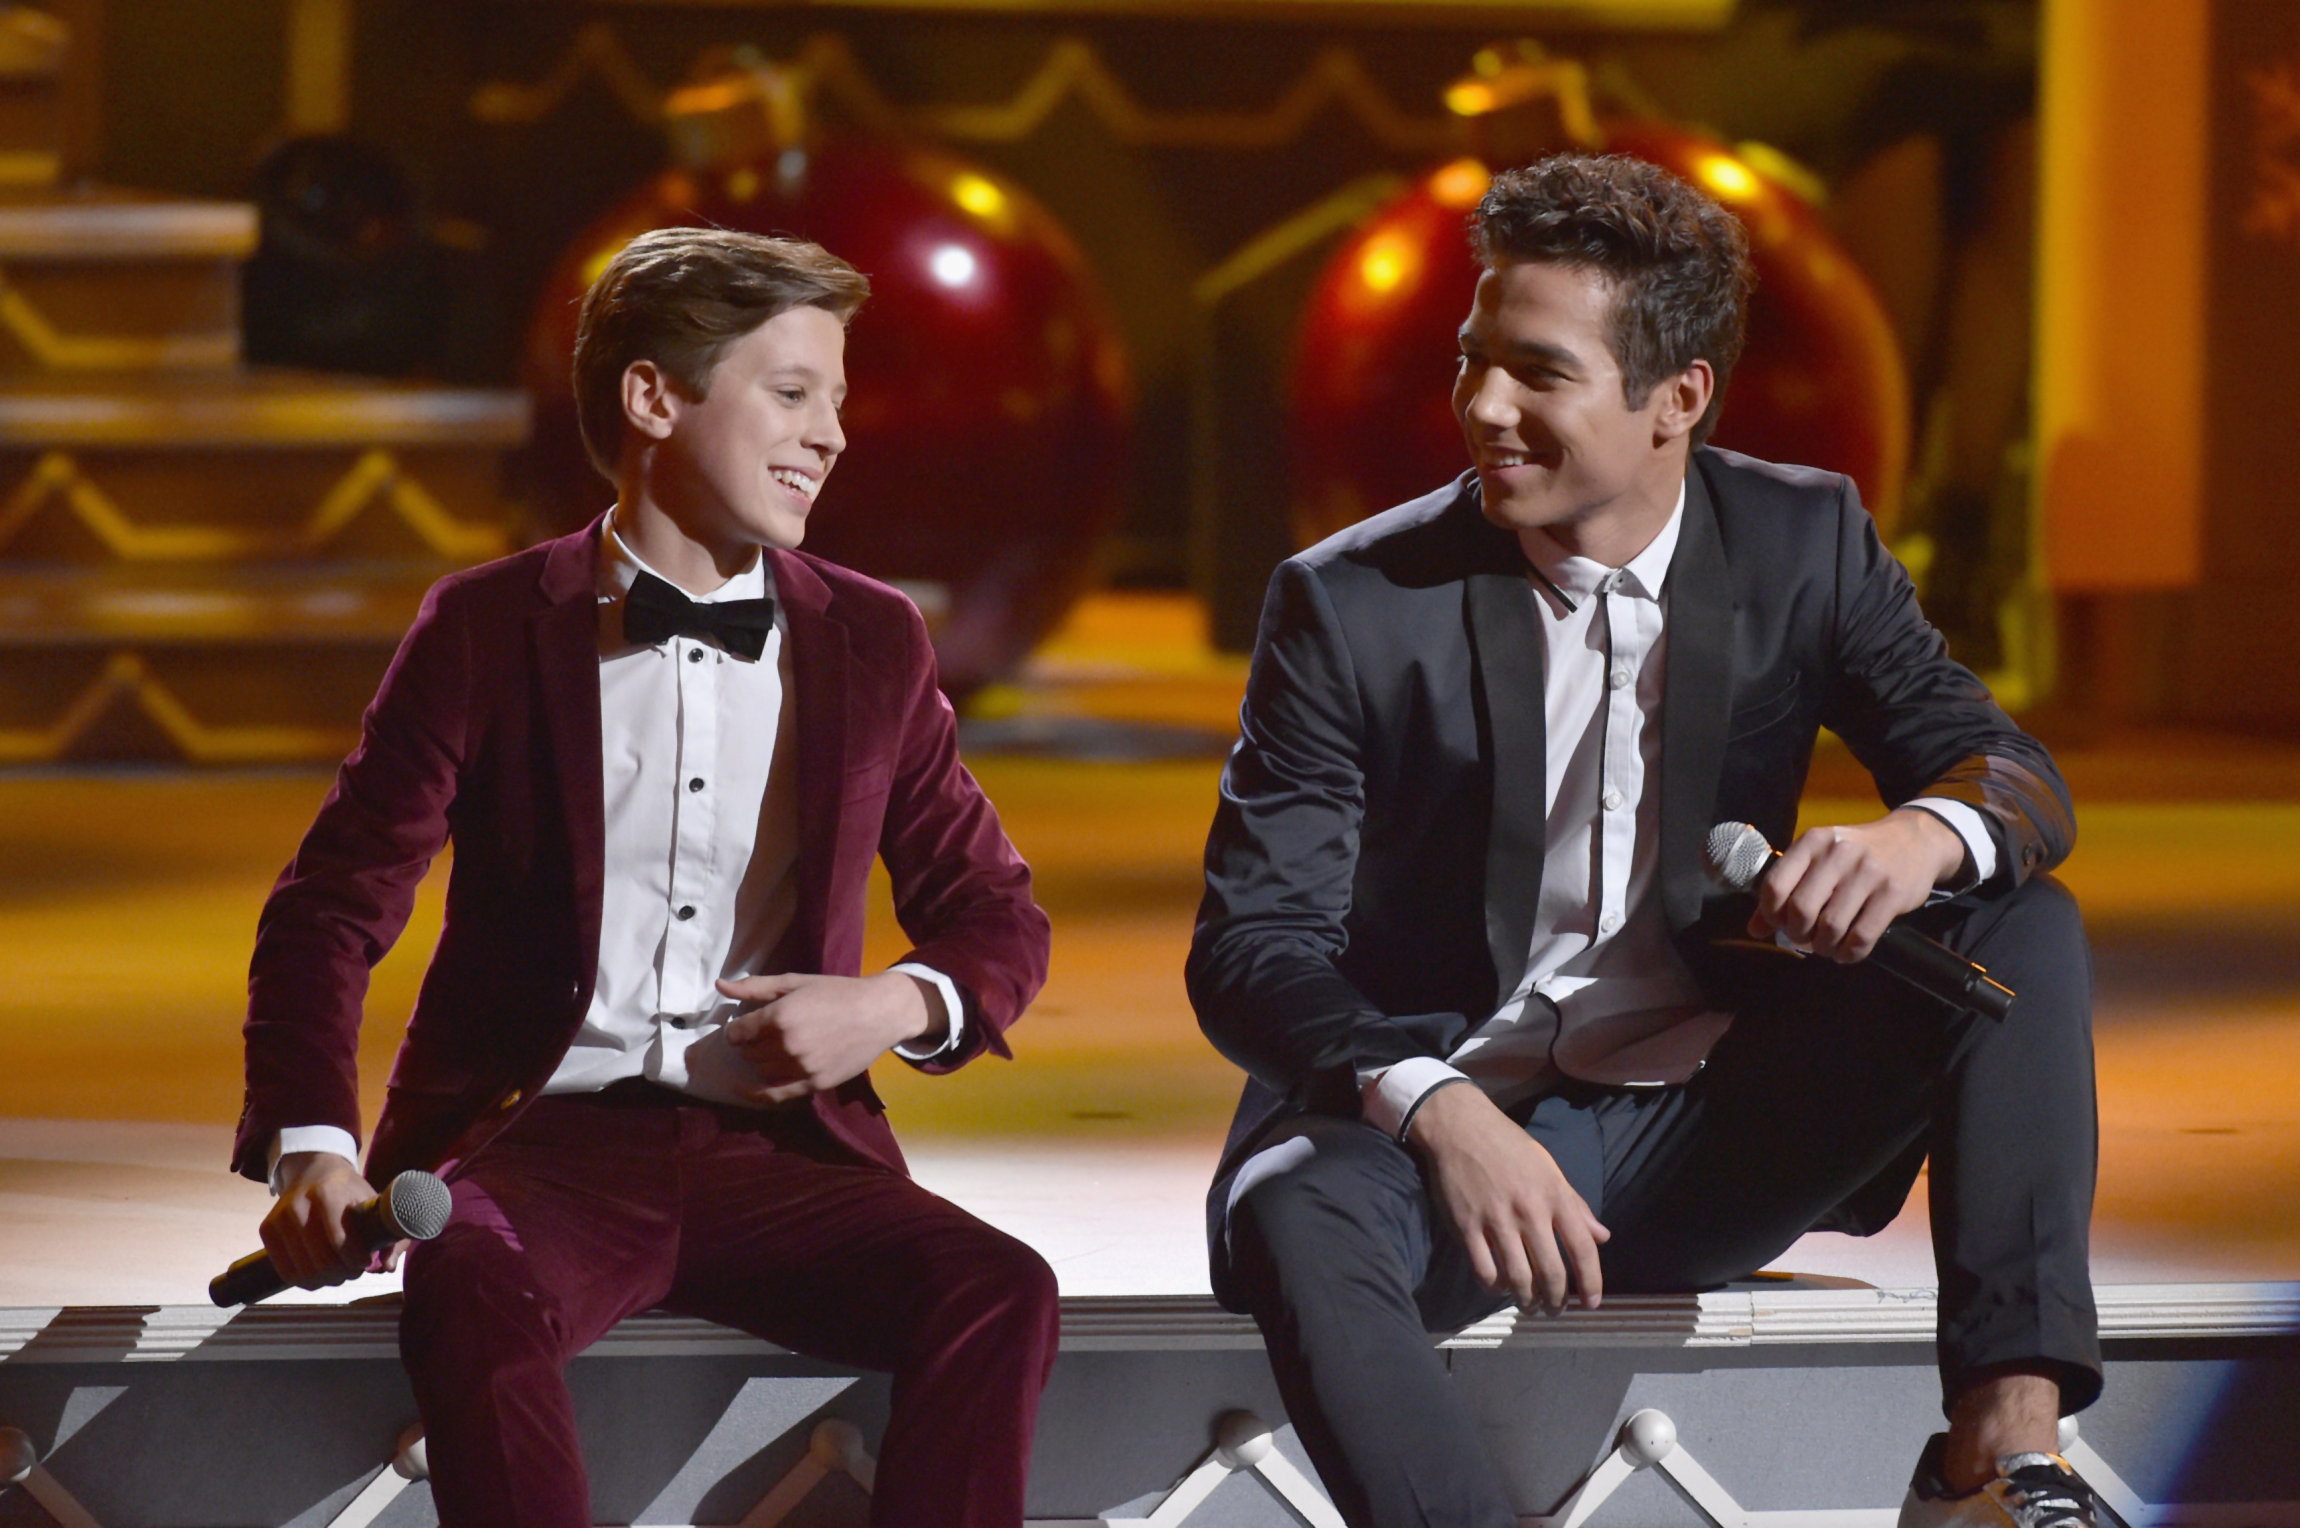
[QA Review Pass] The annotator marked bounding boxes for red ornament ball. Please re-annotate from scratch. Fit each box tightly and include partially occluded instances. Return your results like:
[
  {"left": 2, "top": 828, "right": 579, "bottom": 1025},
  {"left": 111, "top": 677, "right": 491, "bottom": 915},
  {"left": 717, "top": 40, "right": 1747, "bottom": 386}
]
[
  {"left": 524, "top": 136, "right": 1133, "bottom": 696},
  {"left": 1290, "top": 132, "right": 1908, "bottom": 546}
]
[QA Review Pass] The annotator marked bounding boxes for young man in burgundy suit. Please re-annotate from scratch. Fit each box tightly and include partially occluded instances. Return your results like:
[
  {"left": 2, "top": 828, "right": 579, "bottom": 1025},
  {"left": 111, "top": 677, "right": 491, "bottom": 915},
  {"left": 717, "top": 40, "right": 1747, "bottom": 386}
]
[{"left": 235, "top": 228, "right": 1058, "bottom": 1528}]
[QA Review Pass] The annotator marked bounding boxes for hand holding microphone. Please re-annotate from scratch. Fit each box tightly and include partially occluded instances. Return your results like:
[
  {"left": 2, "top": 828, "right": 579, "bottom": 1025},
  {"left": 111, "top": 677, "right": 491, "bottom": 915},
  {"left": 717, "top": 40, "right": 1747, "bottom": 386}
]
[
  {"left": 1706, "top": 817, "right": 2016, "bottom": 1021},
  {"left": 213, "top": 1165, "right": 452, "bottom": 1307}
]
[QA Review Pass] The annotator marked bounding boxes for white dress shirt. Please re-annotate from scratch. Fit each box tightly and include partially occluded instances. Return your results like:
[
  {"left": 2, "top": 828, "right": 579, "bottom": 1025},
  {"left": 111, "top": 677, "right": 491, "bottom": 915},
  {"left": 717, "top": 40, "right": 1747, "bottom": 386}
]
[
  {"left": 1364, "top": 485, "right": 1996, "bottom": 1137},
  {"left": 274, "top": 522, "right": 960, "bottom": 1179}
]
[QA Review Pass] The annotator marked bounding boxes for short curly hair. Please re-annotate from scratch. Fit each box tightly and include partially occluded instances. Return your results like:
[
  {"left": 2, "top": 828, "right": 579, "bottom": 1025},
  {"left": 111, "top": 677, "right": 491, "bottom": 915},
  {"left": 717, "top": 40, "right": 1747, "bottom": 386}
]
[
  {"left": 572, "top": 226, "right": 870, "bottom": 479},
  {"left": 1471, "top": 154, "right": 1753, "bottom": 445}
]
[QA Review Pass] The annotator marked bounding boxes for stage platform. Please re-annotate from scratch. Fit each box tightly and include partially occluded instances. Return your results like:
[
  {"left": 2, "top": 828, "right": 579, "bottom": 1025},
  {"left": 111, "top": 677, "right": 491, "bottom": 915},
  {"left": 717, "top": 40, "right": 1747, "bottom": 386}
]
[{"left": 3, "top": 1120, "right": 2299, "bottom": 1527}]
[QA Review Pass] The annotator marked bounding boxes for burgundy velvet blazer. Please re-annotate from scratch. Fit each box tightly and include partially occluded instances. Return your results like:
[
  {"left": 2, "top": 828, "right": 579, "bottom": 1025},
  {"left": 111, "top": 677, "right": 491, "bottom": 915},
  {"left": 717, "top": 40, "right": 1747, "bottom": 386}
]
[{"left": 233, "top": 520, "right": 1049, "bottom": 1186}]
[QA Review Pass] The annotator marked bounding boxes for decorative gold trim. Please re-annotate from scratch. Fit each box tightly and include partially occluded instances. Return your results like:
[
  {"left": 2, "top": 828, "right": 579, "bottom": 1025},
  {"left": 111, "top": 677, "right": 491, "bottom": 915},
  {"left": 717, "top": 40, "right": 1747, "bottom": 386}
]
[
  {"left": 0, "top": 650, "right": 356, "bottom": 763},
  {"left": 0, "top": 151, "right": 61, "bottom": 188},
  {"left": 911, "top": 38, "right": 1451, "bottom": 150},
  {"left": 0, "top": 271, "right": 236, "bottom": 370},
  {"left": 1192, "top": 172, "right": 1408, "bottom": 306},
  {"left": 0, "top": 200, "right": 258, "bottom": 260},
  {"left": 557, "top": 0, "right": 1735, "bottom": 22},
  {"left": 0, "top": 449, "right": 513, "bottom": 561},
  {"left": 469, "top": 21, "right": 666, "bottom": 128},
  {"left": 471, "top": 24, "right": 1457, "bottom": 154},
  {"left": 0, "top": 383, "right": 530, "bottom": 448},
  {"left": 286, "top": 0, "right": 354, "bottom": 135}
]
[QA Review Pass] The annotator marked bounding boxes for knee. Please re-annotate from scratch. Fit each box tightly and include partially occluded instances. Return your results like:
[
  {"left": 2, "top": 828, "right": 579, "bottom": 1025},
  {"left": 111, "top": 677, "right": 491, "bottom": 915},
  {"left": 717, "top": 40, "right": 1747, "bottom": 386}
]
[
  {"left": 1222, "top": 1165, "right": 1376, "bottom": 1311},
  {"left": 947, "top": 1226, "right": 1059, "bottom": 1332},
  {"left": 2008, "top": 872, "right": 2085, "bottom": 947},
  {"left": 1959, "top": 873, "right": 2092, "bottom": 1002},
  {"left": 1974, "top": 872, "right": 2087, "bottom": 961},
  {"left": 401, "top": 1230, "right": 558, "bottom": 1367}
]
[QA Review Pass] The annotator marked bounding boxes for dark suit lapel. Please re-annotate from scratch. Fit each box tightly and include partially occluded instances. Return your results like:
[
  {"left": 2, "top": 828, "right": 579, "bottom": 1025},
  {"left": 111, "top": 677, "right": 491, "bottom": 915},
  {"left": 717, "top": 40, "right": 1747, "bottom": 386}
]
[
  {"left": 1466, "top": 553, "right": 1546, "bottom": 1005},
  {"left": 773, "top": 551, "right": 847, "bottom": 971},
  {"left": 1659, "top": 466, "right": 1734, "bottom": 930},
  {"left": 532, "top": 523, "right": 608, "bottom": 975}
]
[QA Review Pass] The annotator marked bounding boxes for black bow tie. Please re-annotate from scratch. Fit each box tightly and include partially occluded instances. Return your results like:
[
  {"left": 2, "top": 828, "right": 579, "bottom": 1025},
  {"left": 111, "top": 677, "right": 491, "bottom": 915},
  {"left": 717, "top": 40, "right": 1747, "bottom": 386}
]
[{"left": 622, "top": 569, "right": 776, "bottom": 660}]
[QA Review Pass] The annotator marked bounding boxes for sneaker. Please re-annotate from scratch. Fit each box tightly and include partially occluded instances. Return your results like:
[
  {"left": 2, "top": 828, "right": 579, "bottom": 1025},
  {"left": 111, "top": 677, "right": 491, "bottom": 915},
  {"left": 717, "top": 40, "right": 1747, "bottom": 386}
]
[{"left": 1899, "top": 1433, "right": 2097, "bottom": 1528}]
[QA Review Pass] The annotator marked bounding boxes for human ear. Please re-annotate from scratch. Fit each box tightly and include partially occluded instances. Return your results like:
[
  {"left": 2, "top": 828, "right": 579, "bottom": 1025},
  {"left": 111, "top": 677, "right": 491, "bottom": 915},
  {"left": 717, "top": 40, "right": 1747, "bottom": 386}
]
[
  {"left": 620, "top": 360, "right": 680, "bottom": 444},
  {"left": 1650, "top": 359, "right": 1714, "bottom": 445}
]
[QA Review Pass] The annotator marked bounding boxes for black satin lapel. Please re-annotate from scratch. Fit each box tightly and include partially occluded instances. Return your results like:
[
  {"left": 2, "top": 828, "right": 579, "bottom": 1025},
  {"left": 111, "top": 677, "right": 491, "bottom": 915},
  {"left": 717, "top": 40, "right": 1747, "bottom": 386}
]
[
  {"left": 533, "top": 595, "right": 606, "bottom": 975},
  {"left": 784, "top": 599, "right": 850, "bottom": 971},
  {"left": 1660, "top": 467, "right": 1734, "bottom": 930},
  {"left": 1466, "top": 569, "right": 1546, "bottom": 1005}
]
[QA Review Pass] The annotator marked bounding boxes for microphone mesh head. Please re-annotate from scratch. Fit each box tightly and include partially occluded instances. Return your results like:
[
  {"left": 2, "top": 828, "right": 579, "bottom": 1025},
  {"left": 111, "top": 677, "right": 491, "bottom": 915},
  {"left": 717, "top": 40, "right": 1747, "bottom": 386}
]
[
  {"left": 1704, "top": 821, "right": 1774, "bottom": 892},
  {"left": 385, "top": 1170, "right": 454, "bottom": 1242}
]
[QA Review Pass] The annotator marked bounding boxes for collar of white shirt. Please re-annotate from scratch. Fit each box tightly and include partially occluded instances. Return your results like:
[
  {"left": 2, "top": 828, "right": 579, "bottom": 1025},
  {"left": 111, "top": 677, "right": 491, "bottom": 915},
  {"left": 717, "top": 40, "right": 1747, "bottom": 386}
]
[
  {"left": 597, "top": 516, "right": 774, "bottom": 623},
  {"left": 1520, "top": 480, "right": 1688, "bottom": 610}
]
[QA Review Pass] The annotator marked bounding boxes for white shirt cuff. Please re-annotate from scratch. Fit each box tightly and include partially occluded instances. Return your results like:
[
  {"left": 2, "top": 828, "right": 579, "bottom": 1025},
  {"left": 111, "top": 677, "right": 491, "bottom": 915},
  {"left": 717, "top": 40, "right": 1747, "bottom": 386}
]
[
  {"left": 1360, "top": 1056, "right": 1472, "bottom": 1139},
  {"left": 887, "top": 963, "right": 965, "bottom": 1063},
  {"left": 269, "top": 1126, "right": 361, "bottom": 1195},
  {"left": 1905, "top": 797, "right": 1999, "bottom": 895}
]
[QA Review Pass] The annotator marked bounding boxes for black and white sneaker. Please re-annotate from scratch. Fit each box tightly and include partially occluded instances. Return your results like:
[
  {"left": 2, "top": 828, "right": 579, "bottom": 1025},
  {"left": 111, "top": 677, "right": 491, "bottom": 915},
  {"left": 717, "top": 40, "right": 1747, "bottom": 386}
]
[{"left": 1898, "top": 1433, "right": 2097, "bottom": 1528}]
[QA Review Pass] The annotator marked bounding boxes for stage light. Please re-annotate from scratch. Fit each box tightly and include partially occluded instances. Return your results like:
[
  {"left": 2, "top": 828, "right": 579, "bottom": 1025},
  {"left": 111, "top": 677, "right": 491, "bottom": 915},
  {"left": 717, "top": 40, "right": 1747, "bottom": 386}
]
[
  {"left": 1697, "top": 154, "right": 1759, "bottom": 200},
  {"left": 1429, "top": 158, "right": 1491, "bottom": 211},
  {"left": 952, "top": 173, "right": 1005, "bottom": 220},
  {"left": 929, "top": 243, "right": 978, "bottom": 289},
  {"left": 1358, "top": 234, "right": 1415, "bottom": 295},
  {"left": 1445, "top": 80, "right": 1497, "bottom": 118}
]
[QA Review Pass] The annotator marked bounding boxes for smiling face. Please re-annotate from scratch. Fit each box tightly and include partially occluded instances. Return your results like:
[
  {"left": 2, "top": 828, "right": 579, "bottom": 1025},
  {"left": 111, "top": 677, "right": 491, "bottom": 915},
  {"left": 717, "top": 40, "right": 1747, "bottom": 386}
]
[
  {"left": 1452, "top": 258, "right": 1706, "bottom": 564},
  {"left": 645, "top": 302, "right": 849, "bottom": 557}
]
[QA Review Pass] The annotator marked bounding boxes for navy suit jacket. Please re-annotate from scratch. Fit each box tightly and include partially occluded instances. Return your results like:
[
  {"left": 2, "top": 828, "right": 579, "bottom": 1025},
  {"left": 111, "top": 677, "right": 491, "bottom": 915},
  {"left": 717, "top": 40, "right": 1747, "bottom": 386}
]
[{"left": 1189, "top": 447, "right": 2074, "bottom": 1185}]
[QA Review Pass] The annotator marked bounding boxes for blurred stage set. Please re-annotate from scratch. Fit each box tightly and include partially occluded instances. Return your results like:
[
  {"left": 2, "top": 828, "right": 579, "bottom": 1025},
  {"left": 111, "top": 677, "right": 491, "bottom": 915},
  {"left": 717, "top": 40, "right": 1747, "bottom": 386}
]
[{"left": 1, "top": 0, "right": 2298, "bottom": 1524}]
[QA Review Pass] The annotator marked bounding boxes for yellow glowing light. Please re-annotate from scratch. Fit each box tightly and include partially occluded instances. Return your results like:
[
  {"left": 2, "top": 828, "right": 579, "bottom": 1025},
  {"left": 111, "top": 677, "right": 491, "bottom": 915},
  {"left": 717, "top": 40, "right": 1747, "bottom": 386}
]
[
  {"left": 725, "top": 167, "right": 760, "bottom": 203},
  {"left": 1430, "top": 158, "right": 1492, "bottom": 211},
  {"left": 1445, "top": 80, "right": 1498, "bottom": 118},
  {"left": 1698, "top": 155, "right": 1759, "bottom": 200},
  {"left": 1358, "top": 234, "right": 1416, "bottom": 295},
  {"left": 952, "top": 173, "right": 1006, "bottom": 220}
]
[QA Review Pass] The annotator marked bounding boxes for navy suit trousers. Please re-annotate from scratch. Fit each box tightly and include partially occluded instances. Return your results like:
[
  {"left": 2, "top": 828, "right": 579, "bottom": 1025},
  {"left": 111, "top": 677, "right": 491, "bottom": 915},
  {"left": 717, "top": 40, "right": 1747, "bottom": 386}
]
[{"left": 1211, "top": 873, "right": 2098, "bottom": 1528}]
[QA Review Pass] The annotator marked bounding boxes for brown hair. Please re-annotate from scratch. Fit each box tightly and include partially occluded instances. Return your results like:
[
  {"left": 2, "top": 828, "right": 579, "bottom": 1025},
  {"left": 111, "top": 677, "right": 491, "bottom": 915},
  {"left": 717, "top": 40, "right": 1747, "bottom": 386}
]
[
  {"left": 1471, "top": 154, "right": 1753, "bottom": 445},
  {"left": 572, "top": 226, "right": 871, "bottom": 478}
]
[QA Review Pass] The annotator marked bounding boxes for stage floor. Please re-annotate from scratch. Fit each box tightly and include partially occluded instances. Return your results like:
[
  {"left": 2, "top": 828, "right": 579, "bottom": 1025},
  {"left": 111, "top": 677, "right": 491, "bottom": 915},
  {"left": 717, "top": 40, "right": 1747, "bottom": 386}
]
[{"left": 4, "top": 595, "right": 2299, "bottom": 1307}]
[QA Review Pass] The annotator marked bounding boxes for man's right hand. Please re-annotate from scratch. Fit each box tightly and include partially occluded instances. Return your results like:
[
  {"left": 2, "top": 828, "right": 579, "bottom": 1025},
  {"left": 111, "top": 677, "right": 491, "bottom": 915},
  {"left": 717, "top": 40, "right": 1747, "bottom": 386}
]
[
  {"left": 260, "top": 1152, "right": 378, "bottom": 1290},
  {"left": 1405, "top": 1083, "right": 1609, "bottom": 1314}
]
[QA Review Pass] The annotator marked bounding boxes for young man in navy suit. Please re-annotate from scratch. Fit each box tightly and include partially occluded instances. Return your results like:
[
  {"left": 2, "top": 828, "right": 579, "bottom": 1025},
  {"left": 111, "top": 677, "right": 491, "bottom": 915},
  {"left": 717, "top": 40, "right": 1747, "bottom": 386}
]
[
  {"left": 1192, "top": 156, "right": 2098, "bottom": 1528},
  {"left": 239, "top": 228, "right": 1057, "bottom": 1528}
]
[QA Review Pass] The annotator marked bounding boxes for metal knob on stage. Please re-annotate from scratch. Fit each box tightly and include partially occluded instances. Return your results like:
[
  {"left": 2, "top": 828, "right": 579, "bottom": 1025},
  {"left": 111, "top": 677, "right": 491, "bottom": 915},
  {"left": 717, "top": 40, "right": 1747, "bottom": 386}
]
[
  {"left": 1288, "top": 42, "right": 1909, "bottom": 549},
  {"left": 521, "top": 53, "right": 1134, "bottom": 696}
]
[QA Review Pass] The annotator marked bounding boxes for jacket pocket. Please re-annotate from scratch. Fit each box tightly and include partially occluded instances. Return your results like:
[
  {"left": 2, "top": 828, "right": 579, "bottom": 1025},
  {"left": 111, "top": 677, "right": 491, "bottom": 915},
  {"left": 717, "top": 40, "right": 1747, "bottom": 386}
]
[
  {"left": 1725, "top": 671, "right": 1801, "bottom": 742},
  {"left": 385, "top": 1045, "right": 476, "bottom": 1097}
]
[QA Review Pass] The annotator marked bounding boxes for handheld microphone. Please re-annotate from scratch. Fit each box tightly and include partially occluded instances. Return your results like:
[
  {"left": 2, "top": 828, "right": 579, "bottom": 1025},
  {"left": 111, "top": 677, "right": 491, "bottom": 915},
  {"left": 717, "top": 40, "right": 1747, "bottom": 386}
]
[
  {"left": 1704, "top": 821, "right": 2016, "bottom": 1022},
  {"left": 210, "top": 1169, "right": 453, "bottom": 1308}
]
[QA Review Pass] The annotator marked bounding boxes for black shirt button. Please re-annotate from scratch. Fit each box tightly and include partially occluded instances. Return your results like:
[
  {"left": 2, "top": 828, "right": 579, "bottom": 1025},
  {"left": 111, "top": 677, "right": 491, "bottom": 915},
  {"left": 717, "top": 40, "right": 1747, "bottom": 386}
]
[
  {"left": 689, "top": 777, "right": 704, "bottom": 792},
  {"left": 687, "top": 648, "right": 703, "bottom": 663},
  {"left": 676, "top": 905, "right": 696, "bottom": 921}
]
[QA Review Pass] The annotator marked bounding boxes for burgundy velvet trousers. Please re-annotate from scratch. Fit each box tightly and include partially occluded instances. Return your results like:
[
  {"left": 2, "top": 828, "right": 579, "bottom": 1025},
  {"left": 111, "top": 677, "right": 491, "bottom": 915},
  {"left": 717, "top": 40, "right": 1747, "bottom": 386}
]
[{"left": 399, "top": 1084, "right": 1060, "bottom": 1528}]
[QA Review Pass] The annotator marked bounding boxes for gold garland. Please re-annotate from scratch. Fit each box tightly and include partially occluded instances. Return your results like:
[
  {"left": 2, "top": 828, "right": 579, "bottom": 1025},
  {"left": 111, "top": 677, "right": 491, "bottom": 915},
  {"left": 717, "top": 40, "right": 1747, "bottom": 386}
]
[
  {"left": 469, "top": 22, "right": 1455, "bottom": 154},
  {"left": 0, "top": 449, "right": 511, "bottom": 562}
]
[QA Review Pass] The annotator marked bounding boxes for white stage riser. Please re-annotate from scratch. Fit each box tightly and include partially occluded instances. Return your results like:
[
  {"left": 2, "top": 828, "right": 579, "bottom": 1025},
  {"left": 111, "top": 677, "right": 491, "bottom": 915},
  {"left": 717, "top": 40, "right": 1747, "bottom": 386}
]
[{"left": 1, "top": 1291, "right": 2295, "bottom": 1528}]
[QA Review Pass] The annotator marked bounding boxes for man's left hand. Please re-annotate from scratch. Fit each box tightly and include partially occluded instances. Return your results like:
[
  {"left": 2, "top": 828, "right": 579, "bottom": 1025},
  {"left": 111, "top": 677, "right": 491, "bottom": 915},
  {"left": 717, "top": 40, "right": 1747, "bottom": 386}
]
[
  {"left": 1748, "top": 807, "right": 1967, "bottom": 962},
  {"left": 716, "top": 971, "right": 943, "bottom": 1104}
]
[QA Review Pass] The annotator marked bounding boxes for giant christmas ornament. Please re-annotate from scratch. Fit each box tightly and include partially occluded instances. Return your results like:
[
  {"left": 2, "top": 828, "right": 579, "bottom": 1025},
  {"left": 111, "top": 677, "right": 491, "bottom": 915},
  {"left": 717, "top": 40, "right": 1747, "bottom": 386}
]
[
  {"left": 524, "top": 60, "right": 1132, "bottom": 695},
  {"left": 1290, "top": 48, "right": 1907, "bottom": 546}
]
